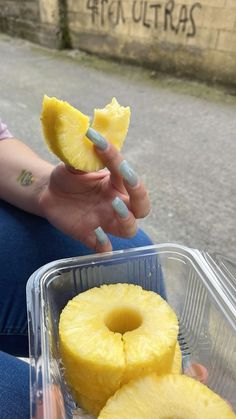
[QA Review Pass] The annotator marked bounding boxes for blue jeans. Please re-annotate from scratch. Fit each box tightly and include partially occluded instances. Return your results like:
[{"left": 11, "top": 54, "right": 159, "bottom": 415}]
[{"left": 0, "top": 200, "right": 153, "bottom": 419}]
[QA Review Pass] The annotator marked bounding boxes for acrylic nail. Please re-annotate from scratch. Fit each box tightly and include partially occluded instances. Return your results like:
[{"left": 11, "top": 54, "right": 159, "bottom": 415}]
[
  {"left": 94, "top": 226, "right": 108, "bottom": 245},
  {"left": 86, "top": 127, "right": 108, "bottom": 150},
  {"left": 182, "top": 355, "right": 191, "bottom": 372},
  {"left": 119, "top": 160, "right": 139, "bottom": 187},
  {"left": 112, "top": 197, "right": 129, "bottom": 218}
]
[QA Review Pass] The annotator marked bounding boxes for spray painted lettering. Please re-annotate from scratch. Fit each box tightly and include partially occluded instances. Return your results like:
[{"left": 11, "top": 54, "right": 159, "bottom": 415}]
[
  {"left": 86, "top": 0, "right": 202, "bottom": 37},
  {"left": 87, "top": 0, "right": 126, "bottom": 25}
]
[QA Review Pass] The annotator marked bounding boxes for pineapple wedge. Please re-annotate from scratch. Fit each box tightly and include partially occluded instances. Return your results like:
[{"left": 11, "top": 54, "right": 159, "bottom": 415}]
[
  {"left": 41, "top": 96, "right": 130, "bottom": 172},
  {"left": 59, "top": 283, "right": 178, "bottom": 408},
  {"left": 74, "top": 342, "right": 182, "bottom": 417},
  {"left": 98, "top": 374, "right": 236, "bottom": 419}
]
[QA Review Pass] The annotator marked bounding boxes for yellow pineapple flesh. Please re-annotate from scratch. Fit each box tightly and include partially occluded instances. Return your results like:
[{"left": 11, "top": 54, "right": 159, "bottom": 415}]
[
  {"left": 172, "top": 342, "right": 182, "bottom": 374},
  {"left": 59, "top": 283, "right": 178, "bottom": 412},
  {"left": 59, "top": 297, "right": 125, "bottom": 399},
  {"left": 120, "top": 287, "right": 178, "bottom": 385},
  {"left": 75, "top": 391, "right": 107, "bottom": 417},
  {"left": 74, "top": 342, "right": 182, "bottom": 417},
  {"left": 98, "top": 374, "right": 236, "bottom": 419},
  {"left": 41, "top": 96, "right": 130, "bottom": 172}
]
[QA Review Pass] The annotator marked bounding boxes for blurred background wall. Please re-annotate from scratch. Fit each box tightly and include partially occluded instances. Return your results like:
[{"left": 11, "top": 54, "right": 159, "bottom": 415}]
[{"left": 0, "top": 0, "right": 235, "bottom": 85}]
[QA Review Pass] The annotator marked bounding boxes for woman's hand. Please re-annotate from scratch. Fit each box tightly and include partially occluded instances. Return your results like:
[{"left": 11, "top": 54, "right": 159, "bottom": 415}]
[{"left": 38, "top": 141, "right": 150, "bottom": 252}]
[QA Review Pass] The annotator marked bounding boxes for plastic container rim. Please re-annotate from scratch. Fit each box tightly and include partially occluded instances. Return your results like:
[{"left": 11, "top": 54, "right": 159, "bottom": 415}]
[{"left": 26, "top": 242, "right": 236, "bottom": 330}]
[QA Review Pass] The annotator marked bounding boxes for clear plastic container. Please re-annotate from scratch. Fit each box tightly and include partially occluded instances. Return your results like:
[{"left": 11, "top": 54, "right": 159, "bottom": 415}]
[{"left": 26, "top": 243, "right": 236, "bottom": 418}]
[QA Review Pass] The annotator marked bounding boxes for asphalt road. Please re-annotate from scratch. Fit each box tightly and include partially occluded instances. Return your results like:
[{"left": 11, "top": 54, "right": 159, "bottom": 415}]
[{"left": 0, "top": 34, "right": 236, "bottom": 258}]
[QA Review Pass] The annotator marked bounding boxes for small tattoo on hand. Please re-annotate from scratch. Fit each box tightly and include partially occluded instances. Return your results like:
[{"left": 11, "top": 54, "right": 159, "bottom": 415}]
[{"left": 17, "top": 169, "right": 35, "bottom": 186}]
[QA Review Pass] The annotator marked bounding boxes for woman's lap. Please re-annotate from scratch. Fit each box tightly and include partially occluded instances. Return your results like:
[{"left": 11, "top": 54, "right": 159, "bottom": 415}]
[
  {"left": 0, "top": 351, "right": 30, "bottom": 419},
  {"left": 0, "top": 200, "right": 156, "bottom": 418},
  {"left": 0, "top": 199, "right": 153, "bottom": 357}
]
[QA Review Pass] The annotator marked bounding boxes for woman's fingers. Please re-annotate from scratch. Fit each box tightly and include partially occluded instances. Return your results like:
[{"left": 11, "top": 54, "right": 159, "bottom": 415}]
[
  {"left": 185, "top": 363, "right": 209, "bottom": 384},
  {"left": 94, "top": 226, "right": 113, "bottom": 253},
  {"left": 118, "top": 160, "right": 151, "bottom": 218},
  {"left": 86, "top": 130, "right": 150, "bottom": 241},
  {"left": 91, "top": 139, "right": 150, "bottom": 218},
  {"left": 37, "top": 385, "right": 65, "bottom": 419},
  {"left": 111, "top": 197, "right": 138, "bottom": 237},
  {"left": 87, "top": 131, "right": 125, "bottom": 191},
  {"left": 51, "top": 163, "right": 106, "bottom": 194},
  {"left": 93, "top": 198, "right": 138, "bottom": 252}
]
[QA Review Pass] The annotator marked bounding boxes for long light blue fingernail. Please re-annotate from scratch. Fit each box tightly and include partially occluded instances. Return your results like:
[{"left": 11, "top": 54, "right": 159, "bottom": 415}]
[
  {"left": 94, "top": 227, "right": 108, "bottom": 245},
  {"left": 112, "top": 197, "right": 129, "bottom": 218},
  {"left": 87, "top": 127, "right": 108, "bottom": 150},
  {"left": 182, "top": 354, "right": 191, "bottom": 372},
  {"left": 119, "top": 160, "right": 139, "bottom": 187}
]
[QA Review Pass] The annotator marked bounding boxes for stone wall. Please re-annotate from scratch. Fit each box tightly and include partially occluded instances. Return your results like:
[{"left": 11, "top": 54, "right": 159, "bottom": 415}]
[
  {"left": 67, "top": 0, "right": 236, "bottom": 85},
  {"left": 0, "top": 0, "right": 236, "bottom": 85},
  {"left": 0, "top": 0, "right": 61, "bottom": 48}
]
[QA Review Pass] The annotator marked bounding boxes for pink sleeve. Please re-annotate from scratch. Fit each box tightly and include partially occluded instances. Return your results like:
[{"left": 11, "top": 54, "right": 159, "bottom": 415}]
[{"left": 0, "top": 119, "right": 13, "bottom": 140}]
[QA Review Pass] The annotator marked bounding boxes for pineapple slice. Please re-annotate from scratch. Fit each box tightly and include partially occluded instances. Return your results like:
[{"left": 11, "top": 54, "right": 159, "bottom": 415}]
[
  {"left": 75, "top": 391, "right": 106, "bottom": 417},
  {"left": 74, "top": 342, "right": 182, "bottom": 417},
  {"left": 98, "top": 374, "right": 236, "bottom": 419},
  {"left": 172, "top": 342, "right": 182, "bottom": 374},
  {"left": 41, "top": 96, "right": 130, "bottom": 172},
  {"left": 59, "top": 283, "right": 178, "bottom": 408}
]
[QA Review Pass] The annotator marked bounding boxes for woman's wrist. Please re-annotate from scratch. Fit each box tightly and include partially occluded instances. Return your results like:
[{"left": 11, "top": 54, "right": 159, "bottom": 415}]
[
  {"left": 31, "top": 163, "right": 54, "bottom": 217},
  {"left": 9, "top": 160, "right": 55, "bottom": 217},
  {"left": 0, "top": 138, "right": 55, "bottom": 216}
]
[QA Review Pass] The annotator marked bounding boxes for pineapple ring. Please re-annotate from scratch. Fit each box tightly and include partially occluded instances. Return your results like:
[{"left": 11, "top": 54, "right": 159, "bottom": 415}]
[
  {"left": 172, "top": 342, "right": 182, "bottom": 375},
  {"left": 98, "top": 374, "right": 236, "bottom": 419},
  {"left": 59, "top": 283, "right": 179, "bottom": 413},
  {"left": 41, "top": 96, "right": 131, "bottom": 172},
  {"left": 74, "top": 343, "right": 182, "bottom": 417}
]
